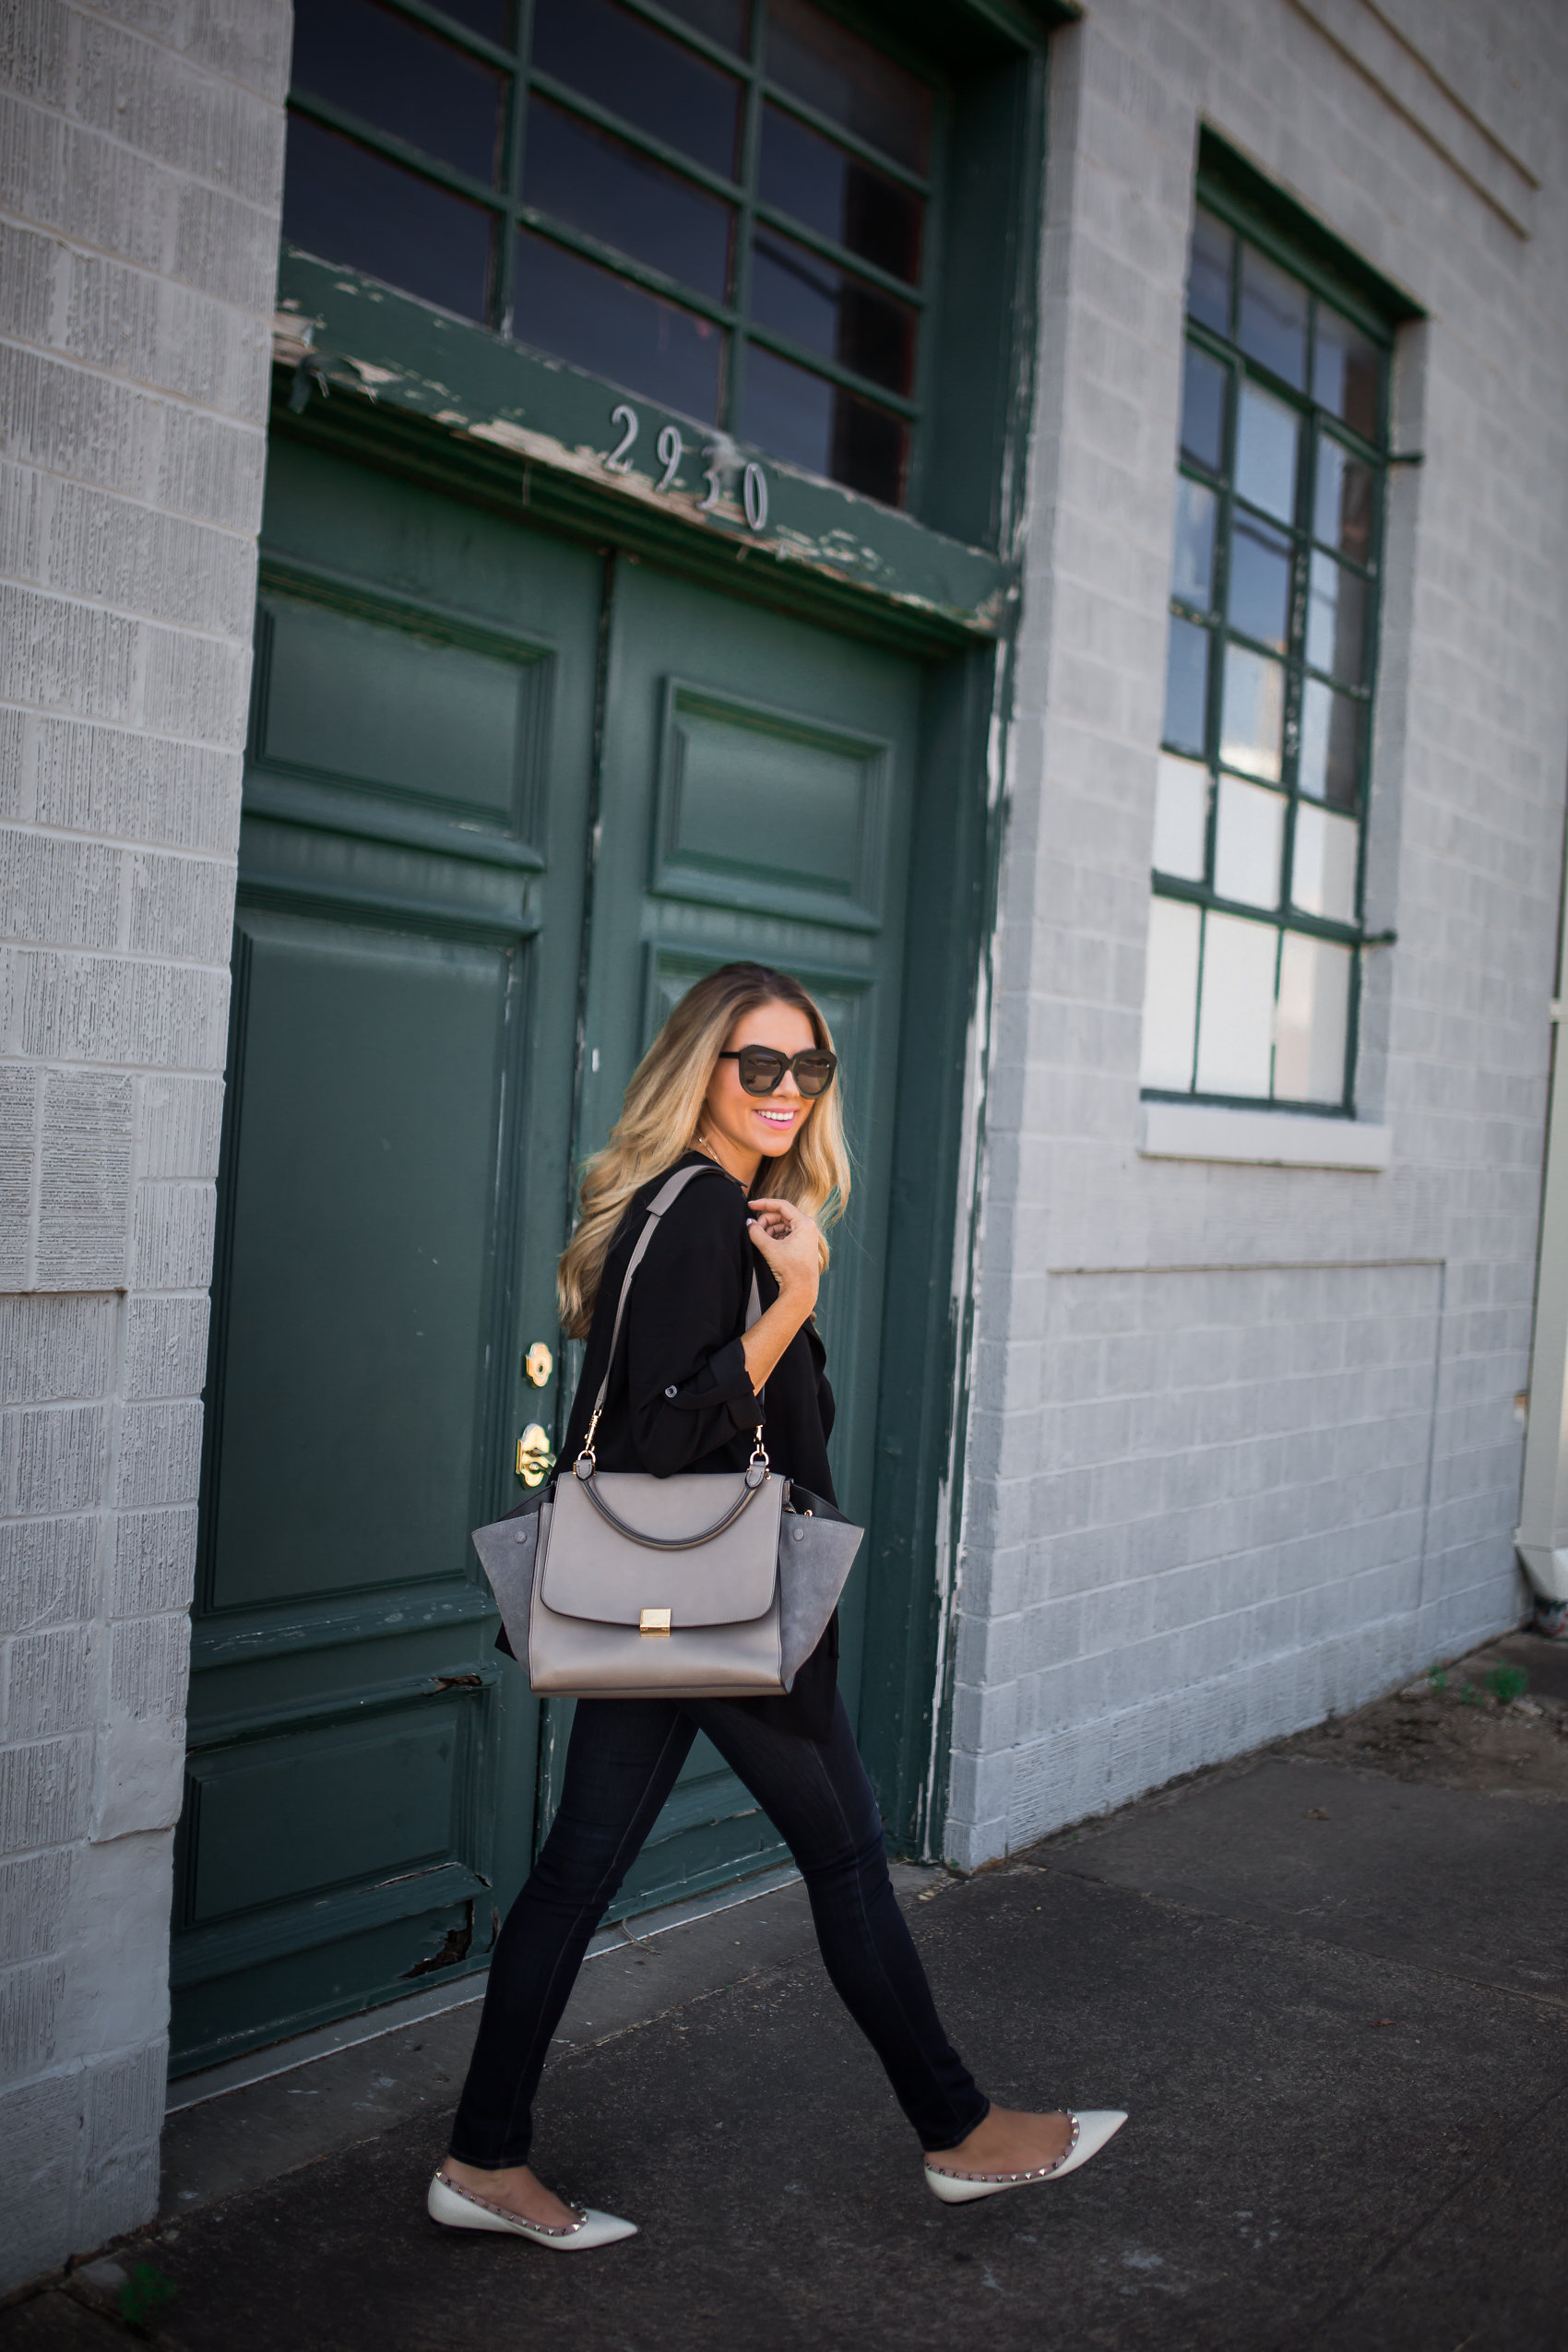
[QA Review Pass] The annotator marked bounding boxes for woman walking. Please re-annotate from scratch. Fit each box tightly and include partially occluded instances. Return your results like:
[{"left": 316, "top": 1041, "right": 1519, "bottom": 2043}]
[{"left": 428, "top": 962, "right": 1124, "bottom": 2249}]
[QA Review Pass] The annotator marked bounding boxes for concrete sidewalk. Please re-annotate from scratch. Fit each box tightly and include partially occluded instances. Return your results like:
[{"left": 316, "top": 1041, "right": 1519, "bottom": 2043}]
[{"left": 6, "top": 1633, "right": 1567, "bottom": 2350}]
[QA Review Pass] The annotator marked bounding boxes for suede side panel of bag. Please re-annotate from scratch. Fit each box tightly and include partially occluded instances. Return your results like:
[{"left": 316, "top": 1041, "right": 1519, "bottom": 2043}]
[
  {"left": 470, "top": 1486, "right": 552, "bottom": 1666},
  {"left": 777, "top": 1491, "right": 864, "bottom": 1689}
]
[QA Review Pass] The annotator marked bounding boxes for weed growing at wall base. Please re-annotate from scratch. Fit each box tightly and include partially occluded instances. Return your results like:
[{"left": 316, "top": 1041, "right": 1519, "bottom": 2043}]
[{"left": 119, "top": 2264, "right": 177, "bottom": 2334}]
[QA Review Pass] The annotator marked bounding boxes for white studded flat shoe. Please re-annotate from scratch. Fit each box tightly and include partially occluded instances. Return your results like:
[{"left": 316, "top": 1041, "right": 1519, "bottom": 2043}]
[
  {"left": 923, "top": 2110, "right": 1127, "bottom": 2205},
  {"left": 427, "top": 2170, "right": 638, "bottom": 2250}
]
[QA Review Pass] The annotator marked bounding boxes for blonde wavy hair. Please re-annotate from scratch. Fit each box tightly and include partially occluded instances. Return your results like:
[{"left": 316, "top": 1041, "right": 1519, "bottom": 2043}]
[{"left": 558, "top": 962, "right": 850, "bottom": 1339}]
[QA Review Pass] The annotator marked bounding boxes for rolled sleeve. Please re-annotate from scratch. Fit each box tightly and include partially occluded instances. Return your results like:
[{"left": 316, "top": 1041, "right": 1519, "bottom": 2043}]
[{"left": 683, "top": 1336, "right": 764, "bottom": 1431}]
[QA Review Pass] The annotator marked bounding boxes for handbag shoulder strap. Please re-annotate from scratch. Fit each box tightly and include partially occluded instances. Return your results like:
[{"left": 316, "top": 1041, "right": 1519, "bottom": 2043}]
[{"left": 579, "top": 1160, "right": 762, "bottom": 1461}]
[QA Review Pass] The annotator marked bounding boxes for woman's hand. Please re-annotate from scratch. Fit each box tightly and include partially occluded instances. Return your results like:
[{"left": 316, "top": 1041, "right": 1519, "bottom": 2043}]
[{"left": 746, "top": 1197, "right": 820, "bottom": 1310}]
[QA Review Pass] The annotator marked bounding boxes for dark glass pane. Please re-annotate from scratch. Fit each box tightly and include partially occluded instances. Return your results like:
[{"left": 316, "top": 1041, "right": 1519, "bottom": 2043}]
[
  {"left": 750, "top": 231, "right": 915, "bottom": 394},
  {"left": 1306, "top": 552, "right": 1367, "bottom": 685},
  {"left": 741, "top": 345, "right": 906, "bottom": 504},
  {"left": 661, "top": 0, "right": 748, "bottom": 49},
  {"left": 743, "top": 341, "right": 831, "bottom": 469},
  {"left": 1171, "top": 475, "right": 1216, "bottom": 611},
  {"left": 766, "top": 0, "right": 932, "bottom": 174},
  {"left": 1237, "top": 243, "right": 1307, "bottom": 388},
  {"left": 1313, "top": 434, "right": 1374, "bottom": 563},
  {"left": 291, "top": 0, "right": 506, "bottom": 185},
  {"left": 511, "top": 231, "right": 723, "bottom": 419},
  {"left": 530, "top": 0, "right": 741, "bottom": 178},
  {"left": 1227, "top": 511, "right": 1291, "bottom": 650},
  {"left": 1313, "top": 307, "right": 1382, "bottom": 442},
  {"left": 1299, "top": 680, "right": 1363, "bottom": 809},
  {"left": 1163, "top": 616, "right": 1210, "bottom": 756},
  {"left": 283, "top": 113, "right": 493, "bottom": 318},
  {"left": 1187, "top": 206, "right": 1231, "bottom": 333},
  {"left": 523, "top": 101, "right": 732, "bottom": 300},
  {"left": 833, "top": 389, "right": 906, "bottom": 505},
  {"left": 433, "top": 0, "right": 511, "bottom": 41},
  {"left": 759, "top": 104, "right": 922, "bottom": 283},
  {"left": 1180, "top": 343, "right": 1227, "bottom": 472}
]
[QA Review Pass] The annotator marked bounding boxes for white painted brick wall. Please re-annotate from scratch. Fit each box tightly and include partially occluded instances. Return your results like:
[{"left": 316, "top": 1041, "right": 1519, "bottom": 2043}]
[
  {"left": 950, "top": 0, "right": 1568, "bottom": 1870},
  {"left": 0, "top": 0, "right": 289, "bottom": 2292}
]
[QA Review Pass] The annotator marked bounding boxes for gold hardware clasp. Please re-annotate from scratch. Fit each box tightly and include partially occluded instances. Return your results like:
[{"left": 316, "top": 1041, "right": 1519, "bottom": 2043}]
[
  {"left": 525, "top": 1341, "right": 553, "bottom": 1389},
  {"left": 639, "top": 1608, "right": 672, "bottom": 1636},
  {"left": 575, "top": 1404, "right": 602, "bottom": 1474},
  {"left": 517, "top": 1424, "right": 555, "bottom": 1487}
]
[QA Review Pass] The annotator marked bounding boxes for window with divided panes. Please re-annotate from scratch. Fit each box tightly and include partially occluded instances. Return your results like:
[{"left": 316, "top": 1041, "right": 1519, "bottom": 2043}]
[
  {"left": 283, "top": 0, "right": 935, "bottom": 507},
  {"left": 1140, "top": 193, "right": 1390, "bottom": 1111}
]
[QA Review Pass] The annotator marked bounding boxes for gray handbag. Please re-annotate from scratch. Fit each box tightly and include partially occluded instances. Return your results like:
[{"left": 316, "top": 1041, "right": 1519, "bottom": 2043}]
[{"left": 470, "top": 1164, "right": 863, "bottom": 1699}]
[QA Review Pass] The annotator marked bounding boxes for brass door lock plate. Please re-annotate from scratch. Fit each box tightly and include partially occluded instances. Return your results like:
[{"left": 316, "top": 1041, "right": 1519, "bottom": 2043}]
[
  {"left": 516, "top": 1424, "right": 555, "bottom": 1487},
  {"left": 525, "top": 1341, "right": 553, "bottom": 1389}
]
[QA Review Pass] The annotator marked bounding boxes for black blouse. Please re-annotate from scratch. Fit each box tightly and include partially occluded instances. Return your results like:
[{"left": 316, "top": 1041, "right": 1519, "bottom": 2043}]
[{"left": 522, "top": 1151, "right": 840, "bottom": 1740}]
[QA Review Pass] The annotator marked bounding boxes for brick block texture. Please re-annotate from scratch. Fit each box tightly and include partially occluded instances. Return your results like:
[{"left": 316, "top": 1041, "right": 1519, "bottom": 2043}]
[
  {"left": 0, "top": 0, "right": 289, "bottom": 2291},
  {"left": 949, "top": 0, "right": 1568, "bottom": 1871}
]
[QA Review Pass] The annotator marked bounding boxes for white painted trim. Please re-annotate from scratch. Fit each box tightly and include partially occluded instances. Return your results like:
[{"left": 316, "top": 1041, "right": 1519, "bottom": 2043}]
[{"left": 1138, "top": 1101, "right": 1393, "bottom": 1170}]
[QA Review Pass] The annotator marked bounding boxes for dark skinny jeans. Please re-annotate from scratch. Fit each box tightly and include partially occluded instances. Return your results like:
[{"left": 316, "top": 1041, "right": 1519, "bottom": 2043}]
[{"left": 448, "top": 1692, "right": 989, "bottom": 2167}]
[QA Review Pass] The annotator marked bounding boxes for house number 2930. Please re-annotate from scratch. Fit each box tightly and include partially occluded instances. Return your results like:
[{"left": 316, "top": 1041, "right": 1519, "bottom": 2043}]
[{"left": 601, "top": 404, "right": 767, "bottom": 533}]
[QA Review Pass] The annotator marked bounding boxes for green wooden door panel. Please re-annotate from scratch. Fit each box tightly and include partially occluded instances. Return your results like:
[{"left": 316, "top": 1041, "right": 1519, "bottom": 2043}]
[
  {"left": 177, "top": 439, "right": 600, "bottom": 2073},
  {"left": 255, "top": 591, "right": 547, "bottom": 828},
  {"left": 233, "top": 815, "right": 535, "bottom": 935},
  {"left": 186, "top": 1693, "right": 484, "bottom": 1923},
  {"left": 652, "top": 684, "right": 889, "bottom": 929},
  {"left": 255, "top": 437, "right": 597, "bottom": 647},
  {"left": 208, "top": 918, "right": 509, "bottom": 1613},
  {"left": 556, "top": 559, "right": 922, "bottom": 1914}
]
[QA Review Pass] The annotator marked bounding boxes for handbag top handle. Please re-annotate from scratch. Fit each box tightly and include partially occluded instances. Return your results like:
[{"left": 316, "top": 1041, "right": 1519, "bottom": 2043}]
[{"left": 576, "top": 1161, "right": 763, "bottom": 1475}]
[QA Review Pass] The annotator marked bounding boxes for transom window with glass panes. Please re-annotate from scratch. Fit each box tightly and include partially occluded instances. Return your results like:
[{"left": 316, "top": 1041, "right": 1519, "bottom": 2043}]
[
  {"left": 1140, "top": 196, "right": 1390, "bottom": 1111},
  {"left": 283, "top": 0, "right": 936, "bottom": 507}
]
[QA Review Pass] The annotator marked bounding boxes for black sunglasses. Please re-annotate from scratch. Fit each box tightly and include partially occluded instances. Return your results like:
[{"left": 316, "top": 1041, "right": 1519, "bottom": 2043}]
[{"left": 719, "top": 1046, "right": 838, "bottom": 1098}]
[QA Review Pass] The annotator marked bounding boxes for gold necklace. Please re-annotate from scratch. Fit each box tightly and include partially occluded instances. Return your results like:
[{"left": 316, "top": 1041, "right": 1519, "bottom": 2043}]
[{"left": 693, "top": 1133, "right": 746, "bottom": 1187}]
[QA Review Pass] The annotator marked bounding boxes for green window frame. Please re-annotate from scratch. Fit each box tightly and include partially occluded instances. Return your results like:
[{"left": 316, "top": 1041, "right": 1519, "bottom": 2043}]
[
  {"left": 283, "top": 0, "right": 944, "bottom": 509},
  {"left": 1141, "top": 166, "right": 1396, "bottom": 1114}
]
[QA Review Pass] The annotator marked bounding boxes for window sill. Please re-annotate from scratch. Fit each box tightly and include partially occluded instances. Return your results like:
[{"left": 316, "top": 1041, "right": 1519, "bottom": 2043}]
[{"left": 1137, "top": 1100, "right": 1392, "bottom": 1170}]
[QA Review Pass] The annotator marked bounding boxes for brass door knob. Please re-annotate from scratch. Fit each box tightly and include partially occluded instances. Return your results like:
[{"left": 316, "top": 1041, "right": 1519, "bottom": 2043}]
[
  {"left": 525, "top": 1341, "right": 553, "bottom": 1388},
  {"left": 517, "top": 1424, "right": 555, "bottom": 1487}
]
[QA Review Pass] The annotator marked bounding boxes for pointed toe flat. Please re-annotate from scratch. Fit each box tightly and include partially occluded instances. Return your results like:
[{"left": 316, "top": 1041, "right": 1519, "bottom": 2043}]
[
  {"left": 923, "top": 2110, "right": 1127, "bottom": 2205},
  {"left": 427, "top": 2171, "right": 638, "bottom": 2250}
]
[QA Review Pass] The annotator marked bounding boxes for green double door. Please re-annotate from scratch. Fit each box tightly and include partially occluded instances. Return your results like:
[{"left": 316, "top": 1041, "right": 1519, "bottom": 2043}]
[{"left": 173, "top": 434, "right": 922, "bottom": 2071}]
